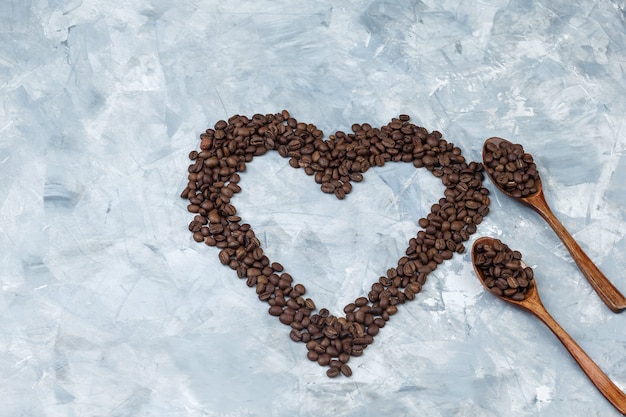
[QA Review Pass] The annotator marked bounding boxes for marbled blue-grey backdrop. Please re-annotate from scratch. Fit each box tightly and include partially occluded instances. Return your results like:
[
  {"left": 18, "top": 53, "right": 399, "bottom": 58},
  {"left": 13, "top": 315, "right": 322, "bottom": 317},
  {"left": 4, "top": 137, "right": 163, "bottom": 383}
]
[{"left": 1, "top": 0, "right": 626, "bottom": 416}]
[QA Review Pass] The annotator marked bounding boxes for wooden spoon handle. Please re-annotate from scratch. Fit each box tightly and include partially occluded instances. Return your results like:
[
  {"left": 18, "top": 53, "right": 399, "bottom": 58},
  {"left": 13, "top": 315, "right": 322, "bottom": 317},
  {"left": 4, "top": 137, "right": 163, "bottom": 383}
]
[
  {"left": 527, "top": 192, "right": 626, "bottom": 312},
  {"left": 530, "top": 304, "right": 626, "bottom": 415}
]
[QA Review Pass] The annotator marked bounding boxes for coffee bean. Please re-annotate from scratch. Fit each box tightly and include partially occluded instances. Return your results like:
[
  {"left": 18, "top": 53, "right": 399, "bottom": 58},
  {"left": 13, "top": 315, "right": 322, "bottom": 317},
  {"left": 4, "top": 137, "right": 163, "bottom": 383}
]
[
  {"left": 279, "top": 313, "right": 294, "bottom": 325},
  {"left": 318, "top": 354, "right": 331, "bottom": 367},
  {"left": 355, "top": 297, "right": 368, "bottom": 307},
  {"left": 290, "top": 329, "right": 302, "bottom": 342},
  {"left": 367, "top": 324, "right": 380, "bottom": 336},
  {"left": 329, "top": 359, "right": 342, "bottom": 369},
  {"left": 218, "top": 249, "right": 230, "bottom": 265},
  {"left": 340, "top": 364, "right": 352, "bottom": 377},
  {"left": 524, "top": 267, "right": 534, "bottom": 280},
  {"left": 320, "top": 183, "right": 335, "bottom": 193},
  {"left": 325, "top": 345, "right": 339, "bottom": 357},
  {"left": 293, "top": 283, "right": 306, "bottom": 296},
  {"left": 323, "top": 327, "right": 339, "bottom": 339},
  {"left": 269, "top": 305, "right": 283, "bottom": 316}
]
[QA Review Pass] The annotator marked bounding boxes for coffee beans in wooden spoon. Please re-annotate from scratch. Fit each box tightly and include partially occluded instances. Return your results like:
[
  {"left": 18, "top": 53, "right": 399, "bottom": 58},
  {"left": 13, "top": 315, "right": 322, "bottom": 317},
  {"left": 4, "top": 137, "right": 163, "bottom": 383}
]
[
  {"left": 482, "top": 137, "right": 626, "bottom": 312},
  {"left": 472, "top": 237, "right": 626, "bottom": 415},
  {"left": 472, "top": 238, "right": 534, "bottom": 301}
]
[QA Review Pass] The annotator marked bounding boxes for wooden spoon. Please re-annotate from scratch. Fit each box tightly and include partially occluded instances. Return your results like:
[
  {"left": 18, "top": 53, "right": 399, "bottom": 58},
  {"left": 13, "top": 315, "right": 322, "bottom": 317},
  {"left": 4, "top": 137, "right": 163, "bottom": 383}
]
[
  {"left": 472, "top": 237, "right": 626, "bottom": 415},
  {"left": 482, "top": 137, "right": 626, "bottom": 313}
]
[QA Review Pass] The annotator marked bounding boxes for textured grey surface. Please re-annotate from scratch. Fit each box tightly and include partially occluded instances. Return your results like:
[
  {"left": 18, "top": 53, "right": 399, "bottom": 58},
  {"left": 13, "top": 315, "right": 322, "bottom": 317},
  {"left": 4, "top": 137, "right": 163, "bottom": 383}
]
[{"left": 1, "top": 0, "right": 626, "bottom": 416}]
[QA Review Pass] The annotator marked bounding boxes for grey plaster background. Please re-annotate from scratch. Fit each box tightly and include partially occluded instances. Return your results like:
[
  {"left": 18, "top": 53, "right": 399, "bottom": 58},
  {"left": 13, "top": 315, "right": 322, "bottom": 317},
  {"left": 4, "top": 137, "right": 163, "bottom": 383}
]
[{"left": 1, "top": 0, "right": 626, "bottom": 416}]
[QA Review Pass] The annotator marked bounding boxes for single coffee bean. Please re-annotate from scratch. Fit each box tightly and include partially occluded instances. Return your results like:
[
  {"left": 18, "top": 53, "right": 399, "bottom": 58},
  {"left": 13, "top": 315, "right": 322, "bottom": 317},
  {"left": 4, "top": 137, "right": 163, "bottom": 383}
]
[
  {"left": 293, "top": 283, "right": 306, "bottom": 295},
  {"left": 355, "top": 297, "right": 368, "bottom": 307},
  {"left": 279, "top": 313, "right": 294, "bottom": 325},
  {"left": 218, "top": 250, "right": 230, "bottom": 265},
  {"left": 318, "top": 354, "right": 331, "bottom": 367},
  {"left": 290, "top": 329, "right": 302, "bottom": 342},
  {"left": 340, "top": 363, "right": 352, "bottom": 377},
  {"left": 269, "top": 305, "right": 283, "bottom": 316},
  {"left": 329, "top": 359, "right": 342, "bottom": 369},
  {"left": 367, "top": 324, "right": 380, "bottom": 336}
]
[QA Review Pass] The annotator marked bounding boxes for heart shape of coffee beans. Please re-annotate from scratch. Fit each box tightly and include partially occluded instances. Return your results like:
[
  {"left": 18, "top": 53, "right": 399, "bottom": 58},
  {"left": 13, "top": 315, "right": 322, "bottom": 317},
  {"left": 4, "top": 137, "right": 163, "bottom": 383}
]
[{"left": 181, "top": 110, "right": 490, "bottom": 378}]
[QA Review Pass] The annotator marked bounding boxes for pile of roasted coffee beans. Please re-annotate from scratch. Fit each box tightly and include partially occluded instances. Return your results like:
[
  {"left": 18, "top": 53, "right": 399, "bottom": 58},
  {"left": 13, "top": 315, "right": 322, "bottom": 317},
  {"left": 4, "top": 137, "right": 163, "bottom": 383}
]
[
  {"left": 181, "top": 110, "right": 490, "bottom": 377},
  {"left": 483, "top": 139, "right": 539, "bottom": 198},
  {"left": 473, "top": 238, "right": 534, "bottom": 301}
]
